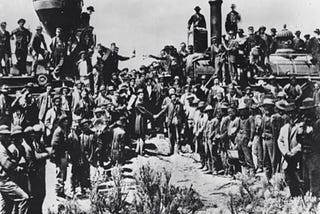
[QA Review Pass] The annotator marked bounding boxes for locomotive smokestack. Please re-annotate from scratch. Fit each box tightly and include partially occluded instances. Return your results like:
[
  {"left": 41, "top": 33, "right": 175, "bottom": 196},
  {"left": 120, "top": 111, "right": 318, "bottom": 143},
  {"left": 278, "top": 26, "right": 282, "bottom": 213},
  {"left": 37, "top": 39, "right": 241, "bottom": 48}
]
[{"left": 209, "top": 0, "right": 223, "bottom": 44}]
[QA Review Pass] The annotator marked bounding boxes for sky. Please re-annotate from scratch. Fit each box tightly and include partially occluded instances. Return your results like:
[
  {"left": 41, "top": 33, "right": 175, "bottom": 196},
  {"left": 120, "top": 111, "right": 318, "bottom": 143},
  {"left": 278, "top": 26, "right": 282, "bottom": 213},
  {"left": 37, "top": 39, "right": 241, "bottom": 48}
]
[{"left": 0, "top": 0, "right": 319, "bottom": 68}]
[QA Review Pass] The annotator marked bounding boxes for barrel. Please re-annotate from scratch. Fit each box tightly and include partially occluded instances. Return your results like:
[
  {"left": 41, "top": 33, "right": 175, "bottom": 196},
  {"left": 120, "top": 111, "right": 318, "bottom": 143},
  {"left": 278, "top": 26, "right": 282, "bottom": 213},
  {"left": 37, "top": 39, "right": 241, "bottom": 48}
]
[{"left": 33, "top": 0, "right": 82, "bottom": 37}]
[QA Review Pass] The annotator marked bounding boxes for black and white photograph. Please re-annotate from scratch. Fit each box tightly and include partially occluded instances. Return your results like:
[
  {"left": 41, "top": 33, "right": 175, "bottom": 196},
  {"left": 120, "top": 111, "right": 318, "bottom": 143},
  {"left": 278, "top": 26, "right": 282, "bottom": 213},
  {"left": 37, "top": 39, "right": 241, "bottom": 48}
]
[{"left": 0, "top": 0, "right": 320, "bottom": 213}]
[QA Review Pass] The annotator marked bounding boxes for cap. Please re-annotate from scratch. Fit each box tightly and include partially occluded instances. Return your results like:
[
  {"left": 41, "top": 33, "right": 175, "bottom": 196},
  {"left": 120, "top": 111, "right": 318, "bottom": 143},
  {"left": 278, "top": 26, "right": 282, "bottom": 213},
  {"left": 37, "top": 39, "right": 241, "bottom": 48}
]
[
  {"left": 248, "top": 26, "right": 254, "bottom": 31},
  {"left": 168, "top": 88, "right": 176, "bottom": 95},
  {"left": 33, "top": 124, "right": 44, "bottom": 133},
  {"left": 300, "top": 97, "right": 316, "bottom": 110}
]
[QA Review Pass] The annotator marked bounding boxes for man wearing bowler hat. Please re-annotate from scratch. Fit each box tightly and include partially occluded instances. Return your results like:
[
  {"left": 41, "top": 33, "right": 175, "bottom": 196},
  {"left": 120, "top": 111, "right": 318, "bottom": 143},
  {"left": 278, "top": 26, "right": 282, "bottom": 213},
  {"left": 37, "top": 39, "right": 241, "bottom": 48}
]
[
  {"left": 188, "top": 6, "right": 206, "bottom": 31},
  {"left": 0, "top": 21, "right": 12, "bottom": 76},
  {"left": 11, "top": 18, "right": 32, "bottom": 75}
]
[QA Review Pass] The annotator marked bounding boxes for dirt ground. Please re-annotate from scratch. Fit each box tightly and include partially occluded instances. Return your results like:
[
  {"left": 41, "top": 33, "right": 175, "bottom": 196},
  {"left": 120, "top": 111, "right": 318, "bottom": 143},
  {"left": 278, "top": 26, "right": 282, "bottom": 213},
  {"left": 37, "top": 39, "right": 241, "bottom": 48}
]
[{"left": 43, "top": 136, "right": 240, "bottom": 214}]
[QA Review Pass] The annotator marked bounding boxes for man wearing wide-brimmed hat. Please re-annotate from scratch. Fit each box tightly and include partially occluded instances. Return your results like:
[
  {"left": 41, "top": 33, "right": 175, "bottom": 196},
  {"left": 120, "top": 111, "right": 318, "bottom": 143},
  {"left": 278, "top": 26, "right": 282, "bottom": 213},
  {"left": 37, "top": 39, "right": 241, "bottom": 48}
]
[
  {"left": 51, "top": 115, "right": 69, "bottom": 198},
  {"left": 277, "top": 101, "right": 302, "bottom": 197},
  {"left": 235, "top": 102, "right": 255, "bottom": 175},
  {"left": 0, "top": 125, "right": 29, "bottom": 213},
  {"left": 297, "top": 97, "right": 320, "bottom": 196}
]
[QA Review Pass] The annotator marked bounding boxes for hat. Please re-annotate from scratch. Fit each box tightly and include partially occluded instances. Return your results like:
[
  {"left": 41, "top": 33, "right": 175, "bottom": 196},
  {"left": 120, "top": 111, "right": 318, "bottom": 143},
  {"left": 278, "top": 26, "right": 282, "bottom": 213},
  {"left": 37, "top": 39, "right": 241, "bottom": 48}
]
[
  {"left": 87, "top": 6, "right": 95, "bottom": 12},
  {"left": 314, "top": 29, "right": 320, "bottom": 35},
  {"left": 80, "top": 118, "right": 91, "bottom": 126},
  {"left": 186, "top": 94, "right": 195, "bottom": 100},
  {"left": 197, "top": 101, "right": 206, "bottom": 110},
  {"left": 295, "top": 30, "right": 301, "bottom": 35},
  {"left": 174, "top": 76, "right": 180, "bottom": 80},
  {"left": 140, "top": 65, "right": 147, "bottom": 70},
  {"left": 238, "top": 28, "right": 244, "bottom": 34},
  {"left": 168, "top": 88, "right": 176, "bottom": 95},
  {"left": 24, "top": 126, "right": 34, "bottom": 133},
  {"left": 259, "top": 26, "right": 266, "bottom": 31},
  {"left": 275, "top": 100, "right": 288, "bottom": 111},
  {"left": 17, "top": 18, "right": 26, "bottom": 24},
  {"left": 283, "top": 102, "right": 296, "bottom": 112},
  {"left": 300, "top": 98, "right": 316, "bottom": 110},
  {"left": 191, "top": 98, "right": 200, "bottom": 106},
  {"left": 220, "top": 102, "right": 229, "bottom": 109},
  {"left": 262, "top": 98, "right": 275, "bottom": 106},
  {"left": 304, "top": 34, "right": 310, "bottom": 38},
  {"left": 204, "top": 105, "right": 214, "bottom": 112},
  {"left": 238, "top": 102, "right": 248, "bottom": 110},
  {"left": 60, "top": 86, "right": 70, "bottom": 93},
  {"left": 0, "top": 125, "right": 10, "bottom": 135},
  {"left": 26, "top": 82, "right": 35, "bottom": 88},
  {"left": 0, "top": 85, "right": 9, "bottom": 93},
  {"left": 248, "top": 26, "right": 254, "bottom": 31},
  {"left": 194, "top": 6, "right": 201, "bottom": 11},
  {"left": 33, "top": 124, "right": 44, "bottom": 133},
  {"left": 94, "top": 107, "right": 104, "bottom": 114},
  {"left": 277, "top": 91, "right": 285, "bottom": 98},
  {"left": 0, "top": 22, "right": 6, "bottom": 27},
  {"left": 11, "top": 126, "right": 23, "bottom": 136},
  {"left": 36, "top": 25, "right": 42, "bottom": 30},
  {"left": 137, "top": 88, "right": 144, "bottom": 94},
  {"left": 52, "top": 94, "right": 61, "bottom": 102},
  {"left": 78, "top": 50, "right": 86, "bottom": 57},
  {"left": 231, "top": 4, "right": 236, "bottom": 8},
  {"left": 99, "top": 85, "right": 106, "bottom": 92},
  {"left": 271, "top": 28, "right": 277, "bottom": 33}
]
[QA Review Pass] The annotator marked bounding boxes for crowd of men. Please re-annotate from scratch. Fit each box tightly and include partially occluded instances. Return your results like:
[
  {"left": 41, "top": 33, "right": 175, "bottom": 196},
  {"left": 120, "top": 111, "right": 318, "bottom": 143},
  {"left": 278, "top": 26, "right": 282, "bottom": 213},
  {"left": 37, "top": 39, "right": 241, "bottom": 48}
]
[{"left": 0, "top": 3, "right": 320, "bottom": 214}]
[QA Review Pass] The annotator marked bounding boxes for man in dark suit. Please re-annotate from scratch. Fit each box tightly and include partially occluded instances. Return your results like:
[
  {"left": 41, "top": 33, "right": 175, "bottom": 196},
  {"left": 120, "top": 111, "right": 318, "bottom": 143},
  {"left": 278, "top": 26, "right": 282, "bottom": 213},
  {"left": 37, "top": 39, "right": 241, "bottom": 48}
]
[
  {"left": 101, "top": 43, "right": 132, "bottom": 85},
  {"left": 188, "top": 6, "right": 206, "bottom": 30},
  {"left": 0, "top": 22, "right": 11, "bottom": 76},
  {"left": 225, "top": 4, "right": 241, "bottom": 35},
  {"left": 11, "top": 18, "right": 31, "bottom": 75}
]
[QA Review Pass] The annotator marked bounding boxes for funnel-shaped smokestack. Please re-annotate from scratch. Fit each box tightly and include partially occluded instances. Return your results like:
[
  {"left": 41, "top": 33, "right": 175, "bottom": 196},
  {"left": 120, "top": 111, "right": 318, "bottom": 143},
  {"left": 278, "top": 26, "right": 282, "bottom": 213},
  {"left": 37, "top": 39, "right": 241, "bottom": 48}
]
[{"left": 209, "top": 0, "right": 223, "bottom": 44}]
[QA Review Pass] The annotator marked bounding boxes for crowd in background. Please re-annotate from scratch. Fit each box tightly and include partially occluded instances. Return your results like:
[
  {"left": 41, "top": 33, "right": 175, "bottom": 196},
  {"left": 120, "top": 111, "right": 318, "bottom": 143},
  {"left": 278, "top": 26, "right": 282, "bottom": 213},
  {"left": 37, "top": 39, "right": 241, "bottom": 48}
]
[{"left": 1, "top": 3, "right": 320, "bottom": 214}]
